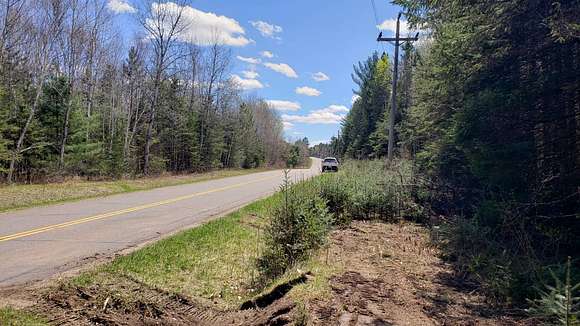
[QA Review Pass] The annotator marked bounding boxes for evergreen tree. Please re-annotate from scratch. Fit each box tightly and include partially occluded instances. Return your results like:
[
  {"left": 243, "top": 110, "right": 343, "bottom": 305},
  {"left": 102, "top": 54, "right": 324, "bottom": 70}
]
[
  {"left": 392, "top": 0, "right": 580, "bottom": 303},
  {"left": 238, "top": 103, "right": 264, "bottom": 168},
  {"left": 342, "top": 52, "right": 392, "bottom": 159}
]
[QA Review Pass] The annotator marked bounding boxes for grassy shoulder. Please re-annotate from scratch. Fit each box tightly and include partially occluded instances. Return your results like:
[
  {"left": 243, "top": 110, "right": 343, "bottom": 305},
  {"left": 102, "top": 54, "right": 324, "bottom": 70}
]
[
  {"left": 0, "top": 168, "right": 270, "bottom": 213},
  {"left": 59, "top": 161, "right": 409, "bottom": 312},
  {"left": 69, "top": 187, "right": 338, "bottom": 311},
  {"left": 0, "top": 307, "right": 48, "bottom": 326}
]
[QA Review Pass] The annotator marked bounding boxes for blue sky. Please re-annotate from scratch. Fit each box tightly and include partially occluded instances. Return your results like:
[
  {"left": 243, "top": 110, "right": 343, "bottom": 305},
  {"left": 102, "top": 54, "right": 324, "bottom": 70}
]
[{"left": 108, "top": 0, "right": 407, "bottom": 145}]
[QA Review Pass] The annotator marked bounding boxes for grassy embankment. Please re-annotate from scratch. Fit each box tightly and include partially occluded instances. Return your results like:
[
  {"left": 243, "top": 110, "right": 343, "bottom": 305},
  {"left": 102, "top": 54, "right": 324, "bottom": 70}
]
[
  {"left": 74, "top": 160, "right": 414, "bottom": 308},
  {"left": 0, "top": 168, "right": 271, "bottom": 213},
  {"left": 69, "top": 185, "right": 337, "bottom": 310}
]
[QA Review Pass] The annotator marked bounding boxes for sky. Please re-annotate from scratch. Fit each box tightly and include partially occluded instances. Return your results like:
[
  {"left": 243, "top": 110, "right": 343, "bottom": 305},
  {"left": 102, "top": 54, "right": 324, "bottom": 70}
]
[{"left": 107, "top": 0, "right": 410, "bottom": 146}]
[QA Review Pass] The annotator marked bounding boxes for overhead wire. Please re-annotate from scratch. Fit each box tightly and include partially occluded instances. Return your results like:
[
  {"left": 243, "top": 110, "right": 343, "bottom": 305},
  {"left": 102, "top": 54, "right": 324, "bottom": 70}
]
[{"left": 369, "top": 0, "right": 387, "bottom": 53}]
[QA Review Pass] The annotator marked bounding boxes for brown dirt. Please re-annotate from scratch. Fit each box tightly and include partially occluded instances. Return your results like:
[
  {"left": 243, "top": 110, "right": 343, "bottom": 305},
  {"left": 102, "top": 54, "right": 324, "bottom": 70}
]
[
  {"left": 24, "top": 274, "right": 301, "bottom": 326},
  {"left": 307, "top": 221, "right": 525, "bottom": 326}
]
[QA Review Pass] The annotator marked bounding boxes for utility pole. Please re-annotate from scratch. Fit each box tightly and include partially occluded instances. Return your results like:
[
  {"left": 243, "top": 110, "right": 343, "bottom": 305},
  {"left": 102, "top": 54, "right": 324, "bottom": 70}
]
[{"left": 377, "top": 12, "right": 419, "bottom": 162}]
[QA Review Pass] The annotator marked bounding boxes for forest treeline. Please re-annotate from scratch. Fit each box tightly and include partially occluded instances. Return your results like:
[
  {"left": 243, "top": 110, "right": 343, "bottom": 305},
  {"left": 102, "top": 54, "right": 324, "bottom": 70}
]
[
  {"left": 326, "top": 0, "right": 580, "bottom": 309},
  {"left": 0, "top": 0, "right": 301, "bottom": 184}
]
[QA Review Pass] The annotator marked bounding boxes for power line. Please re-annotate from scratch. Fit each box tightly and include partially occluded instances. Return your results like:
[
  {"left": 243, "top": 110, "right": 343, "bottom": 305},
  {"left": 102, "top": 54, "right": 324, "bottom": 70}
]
[
  {"left": 370, "top": 0, "right": 380, "bottom": 26},
  {"left": 369, "top": 0, "right": 386, "bottom": 52}
]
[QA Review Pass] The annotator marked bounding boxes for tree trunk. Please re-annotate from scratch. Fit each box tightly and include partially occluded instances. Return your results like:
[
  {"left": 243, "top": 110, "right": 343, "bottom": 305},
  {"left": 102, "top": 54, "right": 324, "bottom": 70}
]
[
  {"left": 123, "top": 86, "right": 134, "bottom": 160},
  {"left": 7, "top": 74, "right": 45, "bottom": 183},
  {"left": 144, "top": 73, "right": 161, "bottom": 175},
  {"left": 59, "top": 100, "right": 71, "bottom": 169}
]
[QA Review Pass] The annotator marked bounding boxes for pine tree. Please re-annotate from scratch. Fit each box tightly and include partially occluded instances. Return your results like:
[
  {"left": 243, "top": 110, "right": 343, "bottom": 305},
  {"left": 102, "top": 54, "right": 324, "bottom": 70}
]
[
  {"left": 238, "top": 103, "right": 264, "bottom": 168},
  {"left": 342, "top": 52, "right": 392, "bottom": 159}
]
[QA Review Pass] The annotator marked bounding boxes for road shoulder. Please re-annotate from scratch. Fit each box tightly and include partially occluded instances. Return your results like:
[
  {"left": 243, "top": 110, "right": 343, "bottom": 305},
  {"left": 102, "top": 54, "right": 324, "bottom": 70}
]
[{"left": 0, "top": 168, "right": 272, "bottom": 213}]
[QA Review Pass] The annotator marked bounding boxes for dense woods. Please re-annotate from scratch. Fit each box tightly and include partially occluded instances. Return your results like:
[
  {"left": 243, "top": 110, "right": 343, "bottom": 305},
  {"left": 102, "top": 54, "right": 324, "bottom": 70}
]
[
  {"left": 331, "top": 0, "right": 580, "bottom": 310},
  {"left": 0, "top": 0, "right": 290, "bottom": 184}
]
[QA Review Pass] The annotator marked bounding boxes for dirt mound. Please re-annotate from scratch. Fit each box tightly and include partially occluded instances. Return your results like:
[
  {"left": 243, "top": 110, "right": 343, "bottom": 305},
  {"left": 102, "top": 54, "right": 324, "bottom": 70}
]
[
  {"left": 34, "top": 275, "right": 300, "bottom": 326},
  {"left": 307, "top": 221, "right": 524, "bottom": 326}
]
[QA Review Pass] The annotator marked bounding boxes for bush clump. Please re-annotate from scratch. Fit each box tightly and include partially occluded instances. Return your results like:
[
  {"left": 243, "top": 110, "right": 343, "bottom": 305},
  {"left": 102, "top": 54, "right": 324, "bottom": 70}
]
[
  {"left": 258, "top": 159, "right": 424, "bottom": 279},
  {"left": 315, "top": 159, "right": 421, "bottom": 223},
  {"left": 258, "top": 171, "right": 332, "bottom": 278}
]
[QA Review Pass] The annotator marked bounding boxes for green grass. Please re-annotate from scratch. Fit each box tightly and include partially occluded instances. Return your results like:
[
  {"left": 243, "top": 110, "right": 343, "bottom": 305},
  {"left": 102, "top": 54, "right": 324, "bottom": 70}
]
[
  {"left": 72, "top": 195, "right": 279, "bottom": 308},
  {"left": 0, "top": 168, "right": 270, "bottom": 213},
  {"left": 58, "top": 160, "right": 413, "bottom": 315},
  {"left": 0, "top": 307, "right": 48, "bottom": 326},
  {"left": 68, "top": 172, "right": 338, "bottom": 310},
  {"left": 64, "top": 160, "right": 410, "bottom": 313}
]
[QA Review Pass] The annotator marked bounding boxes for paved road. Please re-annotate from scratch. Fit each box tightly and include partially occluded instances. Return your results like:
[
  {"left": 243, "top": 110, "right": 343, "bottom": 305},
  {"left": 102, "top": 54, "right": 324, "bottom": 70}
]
[{"left": 0, "top": 159, "right": 321, "bottom": 287}]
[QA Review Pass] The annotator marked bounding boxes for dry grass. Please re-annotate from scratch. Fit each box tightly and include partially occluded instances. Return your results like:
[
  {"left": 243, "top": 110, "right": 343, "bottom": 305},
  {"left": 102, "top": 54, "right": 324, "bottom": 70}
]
[
  {"left": 307, "top": 221, "right": 524, "bottom": 325},
  {"left": 0, "top": 168, "right": 269, "bottom": 213}
]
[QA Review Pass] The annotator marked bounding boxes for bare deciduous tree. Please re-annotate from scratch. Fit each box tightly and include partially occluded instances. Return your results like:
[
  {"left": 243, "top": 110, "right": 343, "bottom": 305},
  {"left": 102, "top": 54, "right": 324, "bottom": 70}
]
[
  {"left": 7, "top": 0, "right": 65, "bottom": 183},
  {"left": 138, "top": 0, "right": 188, "bottom": 175}
]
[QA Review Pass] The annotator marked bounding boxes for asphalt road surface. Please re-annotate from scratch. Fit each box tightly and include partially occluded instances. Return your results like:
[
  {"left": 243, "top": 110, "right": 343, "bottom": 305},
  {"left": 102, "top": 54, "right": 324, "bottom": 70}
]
[{"left": 0, "top": 159, "right": 321, "bottom": 287}]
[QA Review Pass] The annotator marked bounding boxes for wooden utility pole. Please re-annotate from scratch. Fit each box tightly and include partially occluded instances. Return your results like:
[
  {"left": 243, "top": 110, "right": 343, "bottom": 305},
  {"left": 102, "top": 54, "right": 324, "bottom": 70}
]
[{"left": 377, "top": 13, "right": 419, "bottom": 162}]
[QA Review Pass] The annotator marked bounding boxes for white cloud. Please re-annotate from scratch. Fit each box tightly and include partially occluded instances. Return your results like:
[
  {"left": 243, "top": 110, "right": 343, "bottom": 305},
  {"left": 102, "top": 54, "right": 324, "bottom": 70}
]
[
  {"left": 295, "top": 86, "right": 321, "bottom": 97},
  {"left": 266, "top": 100, "right": 301, "bottom": 112},
  {"left": 231, "top": 74, "right": 264, "bottom": 90},
  {"left": 377, "top": 18, "right": 413, "bottom": 35},
  {"left": 351, "top": 94, "right": 361, "bottom": 104},
  {"left": 107, "top": 0, "right": 136, "bottom": 14},
  {"left": 282, "top": 105, "right": 349, "bottom": 125},
  {"left": 237, "top": 56, "right": 261, "bottom": 64},
  {"left": 324, "top": 105, "right": 349, "bottom": 113},
  {"left": 312, "top": 72, "right": 330, "bottom": 82},
  {"left": 242, "top": 70, "right": 259, "bottom": 79},
  {"left": 260, "top": 51, "right": 274, "bottom": 58},
  {"left": 283, "top": 121, "right": 294, "bottom": 130},
  {"left": 151, "top": 3, "right": 251, "bottom": 47},
  {"left": 264, "top": 62, "right": 298, "bottom": 78},
  {"left": 377, "top": 19, "right": 430, "bottom": 49},
  {"left": 250, "top": 20, "right": 282, "bottom": 39}
]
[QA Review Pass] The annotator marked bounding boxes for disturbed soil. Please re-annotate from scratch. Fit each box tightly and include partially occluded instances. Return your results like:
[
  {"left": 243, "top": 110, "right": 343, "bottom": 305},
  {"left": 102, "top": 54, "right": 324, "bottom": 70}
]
[
  {"left": 307, "top": 221, "right": 524, "bottom": 326},
  {"left": 7, "top": 275, "right": 300, "bottom": 326},
  {"left": 1, "top": 221, "right": 527, "bottom": 325}
]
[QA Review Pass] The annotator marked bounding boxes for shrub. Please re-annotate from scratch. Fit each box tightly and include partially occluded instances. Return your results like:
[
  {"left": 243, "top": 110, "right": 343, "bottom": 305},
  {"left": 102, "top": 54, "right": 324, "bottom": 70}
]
[
  {"left": 315, "top": 159, "right": 419, "bottom": 223},
  {"left": 315, "top": 174, "right": 351, "bottom": 225},
  {"left": 258, "top": 171, "right": 332, "bottom": 278},
  {"left": 439, "top": 217, "right": 515, "bottom": 302},
  {"left": 527, "top": 257, "right": 580, "bottom": 326},
  {"left": 258, "top": 159, "right": 424, "bottom": 279}
]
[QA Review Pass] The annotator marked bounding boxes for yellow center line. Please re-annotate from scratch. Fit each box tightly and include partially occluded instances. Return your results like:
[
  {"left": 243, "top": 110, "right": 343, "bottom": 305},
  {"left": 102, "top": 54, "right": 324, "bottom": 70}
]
[{"left": 0, "top": 175, "right": 279, "bottom": 243}]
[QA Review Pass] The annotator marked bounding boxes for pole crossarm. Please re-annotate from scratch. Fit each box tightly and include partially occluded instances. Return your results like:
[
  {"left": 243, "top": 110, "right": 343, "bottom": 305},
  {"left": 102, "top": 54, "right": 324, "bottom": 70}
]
[{"left": 376, "top": 36, "right": 419, "bottom": 42}]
